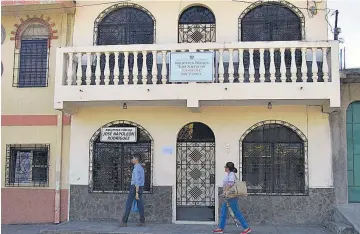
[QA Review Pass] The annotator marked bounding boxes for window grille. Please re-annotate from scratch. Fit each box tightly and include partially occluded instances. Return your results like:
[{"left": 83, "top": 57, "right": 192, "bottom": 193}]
[
  {"left": 178, "top": 6, "right": 216, "bottom": 43},
  {"left": 240, "top": 121, "right": 308, "bottom": 195},
  {"left": 5, "top": 144, "right": 50, "bottom": 187},
  {"left": 89, "top": 120, "right": 153, "bottom": 193},
  {"left": 13, "top": 23, "right": 50, "bottom": 87}
]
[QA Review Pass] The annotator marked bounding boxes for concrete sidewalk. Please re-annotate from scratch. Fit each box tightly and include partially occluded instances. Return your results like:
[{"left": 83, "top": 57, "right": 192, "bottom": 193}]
[{"left": 1, "top": 221, "right": 333, "bottom": 234}]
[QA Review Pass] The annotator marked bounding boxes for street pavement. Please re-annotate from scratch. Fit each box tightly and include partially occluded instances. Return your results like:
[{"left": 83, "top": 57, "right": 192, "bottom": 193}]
[{"left": 1, "top": 221, "right": 333, "bottom": 234}]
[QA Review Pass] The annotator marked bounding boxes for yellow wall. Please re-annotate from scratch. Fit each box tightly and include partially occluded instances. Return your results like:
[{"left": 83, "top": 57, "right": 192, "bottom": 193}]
[{"left": 69, "top": 105, "right": 333, "bottom": 188}]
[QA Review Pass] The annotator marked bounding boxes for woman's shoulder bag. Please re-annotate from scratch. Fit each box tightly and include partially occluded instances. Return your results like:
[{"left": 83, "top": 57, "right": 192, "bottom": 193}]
[{"left": 225, "top": 174, "right": 248, "bottom": 198}]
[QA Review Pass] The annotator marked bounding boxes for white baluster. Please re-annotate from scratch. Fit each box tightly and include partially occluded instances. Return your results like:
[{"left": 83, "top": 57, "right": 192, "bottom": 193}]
[
  {"left": 322, "top": 47, "right": 329, "bottom": 82},
  {"left": 269, "top": 48, "right": 276, "bottom": 82},
  {"left": 152, "top": 51, "right": 158, "bottom": 84},
  {"left": 142, "top": 51, "right": 147, "bottom": 84},
  {"left": 113, "top": 52, "right": 119, "bottom": 85},
  {"left": 76, "top": 52, "right": 82, "bottom": 86},
  {"left": 161, "top": 51, "right": 167, "bottom": 84},
  {"left": 259, "top": 49, "right": 265, "bottom": 82},
  {"left": 66, "top": 53, "right": 73, "bottom": 86},
  {"left": 95, "top": 52, "right": 101, "bottom": 85},
  {"left": 85, "top": 53, "right": 91, "bottom": 85},
  {"left": 290, "top": 48, "right": 297, "bottom": 82},
  {"left": 312, "top": 48, "right": 318, "bottom": 83},
  {"left": 133, "top": 52, "right": 138, "bottom": 85},
  {"left": 249, "top": 49, "right": 255, "bottom": 83},
  {"left": 301, "top": 48, "right": 308, "bottom": 82},
  {"left": 238, "top": 49, "right": 244, "bottom": 83},
  {"left": 280, "top": 48, "right": 286, "bottom": 82},
  {"left": 123, "top": 52, "right": 129, "bottom": 85},
  {"left": 218, "top": 49, "right": 224, "bottom": 83},
  {"left": 228, "top": 49, "right": 234, "bottom": 83},
  {"left": 104, "top": 52, "right": 110, "bottom": 85}
]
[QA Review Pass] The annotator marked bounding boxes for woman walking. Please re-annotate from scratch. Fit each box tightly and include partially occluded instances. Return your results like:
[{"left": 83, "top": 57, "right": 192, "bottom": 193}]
[{"left": 212, "top": 162, "right": 251, "bottom": 234}]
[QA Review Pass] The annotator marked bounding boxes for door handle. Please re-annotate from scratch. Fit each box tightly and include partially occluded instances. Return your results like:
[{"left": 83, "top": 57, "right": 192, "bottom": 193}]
[{"left": 210, "top": 174, "right": 215, "bottom": 185}]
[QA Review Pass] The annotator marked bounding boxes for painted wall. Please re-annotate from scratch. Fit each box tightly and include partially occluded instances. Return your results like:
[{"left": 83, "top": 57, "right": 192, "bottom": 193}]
[
  {"left": 331, "top": 82, "right": 360, "bottom": 204},
  {"left": 69, "top": 106, "right": 333, "bottom": 188},
  {"left": 1, "top": 11, "right": 73, "bottom": 224},
  {"left": 72, "top": 0, "right": 328, "bottom": 47}
]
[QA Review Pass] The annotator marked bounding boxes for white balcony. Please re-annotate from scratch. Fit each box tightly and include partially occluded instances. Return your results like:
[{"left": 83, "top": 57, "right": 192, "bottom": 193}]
[{"left": 54, "top": 41, "right": 340, "bottom": 113}]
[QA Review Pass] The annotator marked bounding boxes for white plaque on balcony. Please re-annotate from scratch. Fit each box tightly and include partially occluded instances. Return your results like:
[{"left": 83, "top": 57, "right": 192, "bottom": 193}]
[
  {"left": 169, "top": 52, "right": 214, "bottom": 82},
  {"left": 100, "top": 127, "right": 137, "bottom": 142}
]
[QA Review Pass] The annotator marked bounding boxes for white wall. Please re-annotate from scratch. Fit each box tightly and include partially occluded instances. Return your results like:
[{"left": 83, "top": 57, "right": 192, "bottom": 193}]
[
  {"left": 68, "top": 105, "right": 333, "bottom": 188},
  {"left": 72, "top": 0, "right": 328, "bottom": 47}
]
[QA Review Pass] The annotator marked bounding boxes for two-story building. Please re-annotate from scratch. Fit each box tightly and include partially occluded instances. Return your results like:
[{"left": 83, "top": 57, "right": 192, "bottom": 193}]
[{"left": 2, "top": 0, "right": 342, "bottom": 225}]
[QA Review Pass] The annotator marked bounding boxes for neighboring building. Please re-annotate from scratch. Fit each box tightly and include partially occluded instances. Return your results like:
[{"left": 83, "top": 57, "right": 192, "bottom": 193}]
[
  {"left": 331, "top": 69, "right": 360, "bottom": 205},
  {"left": 2, "top": 0, "right": 342, "bottom": 225},
  {"left": 1, "top": 0, "right": 75, "bottom": 224}
]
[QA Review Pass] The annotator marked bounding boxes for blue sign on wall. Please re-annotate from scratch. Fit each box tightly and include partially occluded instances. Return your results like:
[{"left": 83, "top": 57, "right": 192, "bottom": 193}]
[{"left": 169, "top": 52, "right": 214, "bottom": 82}]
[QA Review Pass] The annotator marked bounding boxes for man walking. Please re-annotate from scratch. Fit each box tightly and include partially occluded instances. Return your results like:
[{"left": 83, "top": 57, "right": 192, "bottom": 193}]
[{"left": 120, "top": 155, "right": 145, "bottom": 227}]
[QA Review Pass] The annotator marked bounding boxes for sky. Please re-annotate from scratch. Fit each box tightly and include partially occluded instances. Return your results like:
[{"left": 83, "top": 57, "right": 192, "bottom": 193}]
[{"left": 328, "top": 0, "right": 360, "bottom": 69}]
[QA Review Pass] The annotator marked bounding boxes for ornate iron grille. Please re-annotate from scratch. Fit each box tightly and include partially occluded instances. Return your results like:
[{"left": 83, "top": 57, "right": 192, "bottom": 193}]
[
  {"left": 94, "top": 4, "right": 155, "bottom": 45},
  {"left": 240, "top": 120, "right": 308, "bottom": 195},
  {"left": 176, "top": 122, "right": 216, "bottom": 221},
  {"left": 89, "top": 120, "right": 153, "bottom": 193},
  {"left": 239, "top": 3, "right": 305, "bottom": 82},
  {"left": 13, "top": 39, "right": 49, "bottom": 87},
  {"left": 239, "top": 3, "right": 304, "bottom": 41},
  {"left": 5, "top": 144, "right": 50, "bottom": 187},
  {"left": 178, "top": 6, "right": 216, "bottom": 43}
]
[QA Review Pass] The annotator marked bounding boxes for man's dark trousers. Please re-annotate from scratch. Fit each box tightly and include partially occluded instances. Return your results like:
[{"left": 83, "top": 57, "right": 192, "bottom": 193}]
[{"left": 122, "top": 185, "right": 145, "bottom": 223}]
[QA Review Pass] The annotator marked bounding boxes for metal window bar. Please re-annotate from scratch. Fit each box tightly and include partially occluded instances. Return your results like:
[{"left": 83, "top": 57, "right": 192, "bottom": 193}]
[
  {"left": 239, "top": 120, "right": 308, "bottom": 195},
  {"left": 13, "top": 39, "right": 49, "bottom": 88},
  {"left": 5, "top": 144, "right": 50, "bottom": 187},
  {"left": 89, "top": 120, "right": 153, "bottom": 193}
]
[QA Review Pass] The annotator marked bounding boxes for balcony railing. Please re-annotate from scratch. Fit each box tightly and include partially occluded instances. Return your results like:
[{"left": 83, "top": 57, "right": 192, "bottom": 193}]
[
  {"left": 58, "top": 41, "right": 336, "bottom": 86},
  {"left": 54, "top": 41, "right": 340, "bottom": 110}
]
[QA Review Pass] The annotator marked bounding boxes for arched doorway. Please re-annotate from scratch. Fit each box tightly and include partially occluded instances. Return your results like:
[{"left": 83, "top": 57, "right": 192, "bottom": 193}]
[
  {"left": 176, "top": 122, "right": 216, "bottom": 221},
  {"left": 88, "top": 120, "right": 153, "bottom": 193},
  {"left": 347, "top": 101, "right": 360, "bottom": 203},
  {"left": 240, "top": 120, "right": 308, "bottom": 194}
]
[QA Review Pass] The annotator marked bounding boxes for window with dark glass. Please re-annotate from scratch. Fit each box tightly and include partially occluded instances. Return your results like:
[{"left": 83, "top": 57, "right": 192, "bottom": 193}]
[
  {"left": 89, "top": 121, "right": 153, "bottom": 193},
  {"left": 14, "top": 23, "right": 49, "bottom": 87},
  {"left": 178, "top": 6, "right": 216, "bottom": 43},
  {"left": 5, "top": 144, "right": 50, "bottom": 187},
  {"left": 241, "top": 121, "right": 307, "bottom": 194}
]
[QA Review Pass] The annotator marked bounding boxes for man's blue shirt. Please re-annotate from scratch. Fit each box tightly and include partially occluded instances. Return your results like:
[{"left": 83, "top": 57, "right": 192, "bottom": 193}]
[{"left": 131, "top": 163, "right": 145, "bottom": 186}]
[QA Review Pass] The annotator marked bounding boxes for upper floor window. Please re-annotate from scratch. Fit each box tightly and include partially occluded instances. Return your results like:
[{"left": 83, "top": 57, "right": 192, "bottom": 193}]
[
  {"left": 14, "top": 23, "right": 50, "bottom": 87},
  {"left": 95, "top": 3, "right": 155, "bottom": 45},
  {"left": 178, "top": 5, "right": 216, "bottom": 43},
  {"left": 239, "top": 2, "right": 304, "bottom": 41}
]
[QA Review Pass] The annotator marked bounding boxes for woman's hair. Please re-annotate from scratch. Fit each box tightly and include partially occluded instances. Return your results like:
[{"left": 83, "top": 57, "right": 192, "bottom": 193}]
[{"left": 225, "top": 162, "right": 238, "bottom": 173}]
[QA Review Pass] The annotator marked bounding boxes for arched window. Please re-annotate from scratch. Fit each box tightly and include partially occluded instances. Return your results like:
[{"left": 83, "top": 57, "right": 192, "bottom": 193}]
[
  {"left": 239, "top": 2, "right": 304, "bottom": 41},
  {"left": 16, "top": 23, "right": 50, "bottom": 87},
  {"left": 178, "top": 5, "right": 216, "bottom": 43},
  {"left": 240, "top": 120, "right": 308, "bottom": 195},
  {"left": 89, "top": 120, "right": 153, "bottom": 193},
  {"left": 94, "top": 4, "right": 155, "bottom": 45}
]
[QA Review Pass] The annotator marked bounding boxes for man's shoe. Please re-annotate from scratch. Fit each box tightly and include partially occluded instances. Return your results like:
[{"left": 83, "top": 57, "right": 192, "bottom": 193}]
[
  {"left": 120, "top": 222, "right": 127, "bottom": 227},
  {"left": 137, "top": 222, "right": 146, "bottom": 227}
]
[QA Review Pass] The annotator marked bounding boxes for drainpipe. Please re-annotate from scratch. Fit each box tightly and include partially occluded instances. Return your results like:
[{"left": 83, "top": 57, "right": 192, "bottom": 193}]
[{"left": 54, "top": 111, "right": 63, "bottom": 224}]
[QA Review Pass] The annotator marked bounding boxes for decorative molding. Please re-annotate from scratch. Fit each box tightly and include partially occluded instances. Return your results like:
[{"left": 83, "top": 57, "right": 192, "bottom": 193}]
[{"left": 10, "top": 15, "right": 57, "bottom": 49}]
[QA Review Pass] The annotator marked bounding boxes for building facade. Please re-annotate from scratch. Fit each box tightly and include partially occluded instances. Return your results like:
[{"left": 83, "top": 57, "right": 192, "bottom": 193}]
[
  {"left": 2, "top": 0, "right": 344, "bottom": 225},
  {"left": 1, "top": 0, "right": 75, "bottom": 224}
]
